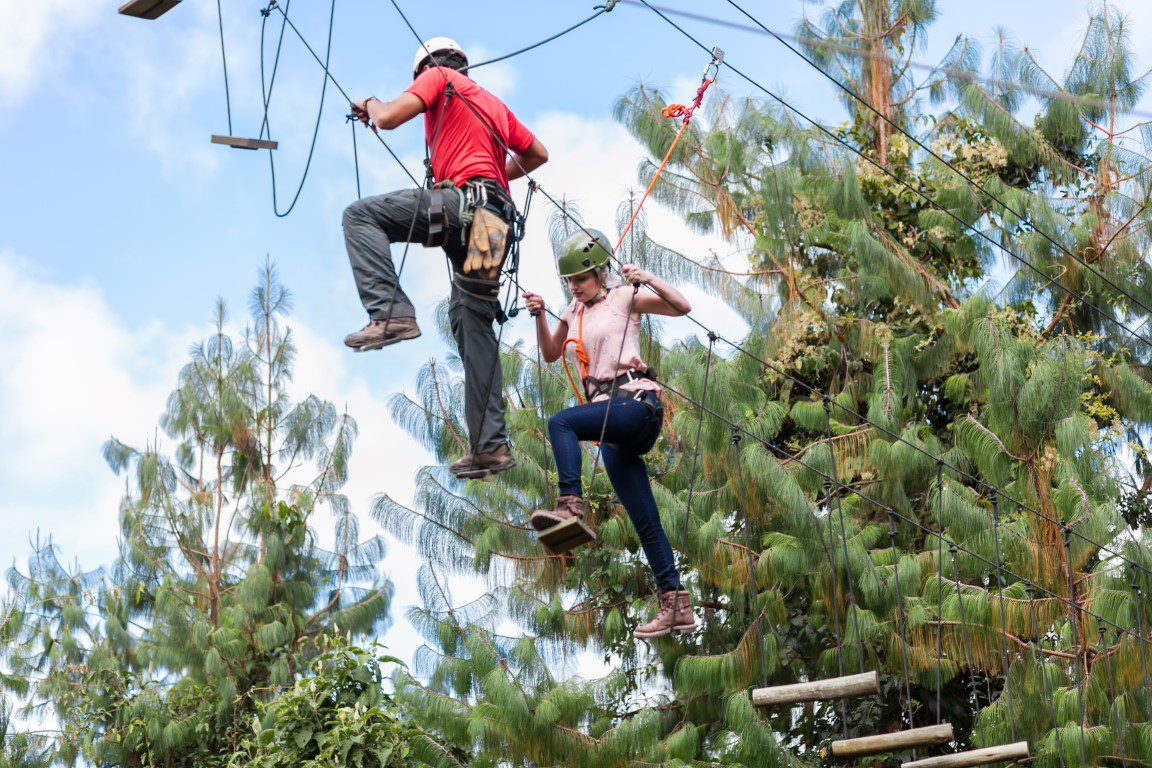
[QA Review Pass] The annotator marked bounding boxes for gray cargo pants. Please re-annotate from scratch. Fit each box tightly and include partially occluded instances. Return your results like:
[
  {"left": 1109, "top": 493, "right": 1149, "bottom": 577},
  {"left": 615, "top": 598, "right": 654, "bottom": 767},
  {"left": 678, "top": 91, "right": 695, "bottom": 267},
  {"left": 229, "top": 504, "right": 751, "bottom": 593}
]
[{"left": 343, "top": 187, "right": 509, "bottom": 454}]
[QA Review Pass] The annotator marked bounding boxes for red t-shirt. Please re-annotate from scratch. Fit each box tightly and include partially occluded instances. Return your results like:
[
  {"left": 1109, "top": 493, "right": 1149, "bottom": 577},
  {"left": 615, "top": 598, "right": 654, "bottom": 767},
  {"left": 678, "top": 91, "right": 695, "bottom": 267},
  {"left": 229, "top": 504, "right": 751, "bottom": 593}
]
[{"left": 404, "top": 67, "right": 535, "bottom": 191}]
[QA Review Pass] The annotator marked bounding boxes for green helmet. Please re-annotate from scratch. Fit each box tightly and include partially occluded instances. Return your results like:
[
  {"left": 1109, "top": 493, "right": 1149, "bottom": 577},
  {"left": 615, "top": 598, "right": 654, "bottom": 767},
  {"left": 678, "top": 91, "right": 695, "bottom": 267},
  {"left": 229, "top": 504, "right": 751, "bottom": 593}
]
[{"left": 556, "top": 229, "right": 613, "bottom": 277}]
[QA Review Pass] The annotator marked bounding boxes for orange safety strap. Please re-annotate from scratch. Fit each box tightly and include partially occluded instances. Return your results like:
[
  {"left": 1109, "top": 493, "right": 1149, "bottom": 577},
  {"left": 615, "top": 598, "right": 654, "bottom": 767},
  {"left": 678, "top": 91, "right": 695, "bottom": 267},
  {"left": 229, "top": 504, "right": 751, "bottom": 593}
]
[
  {"left": 561, "top": 304, "right": 592, "bottom": 405},
  {"left": 561, "top": 49, "right": 722, "bottom": 405}
]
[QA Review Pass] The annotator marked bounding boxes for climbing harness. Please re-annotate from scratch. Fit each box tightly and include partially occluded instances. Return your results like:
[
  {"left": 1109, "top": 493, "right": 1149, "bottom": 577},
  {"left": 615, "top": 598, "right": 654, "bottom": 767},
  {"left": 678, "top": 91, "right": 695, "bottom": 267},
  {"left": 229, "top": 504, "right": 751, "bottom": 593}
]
[{"left": 583, "top": 368, "right": 657, "bottom": 403}]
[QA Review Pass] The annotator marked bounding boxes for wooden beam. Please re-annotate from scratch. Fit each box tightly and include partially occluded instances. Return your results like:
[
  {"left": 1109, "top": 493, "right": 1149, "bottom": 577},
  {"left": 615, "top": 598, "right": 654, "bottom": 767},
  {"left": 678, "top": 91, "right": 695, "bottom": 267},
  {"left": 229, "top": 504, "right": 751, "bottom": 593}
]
[
  {"left": 211, "top": 135, "right": 279, "bottom": 151},
  {"left": 118, "top": 0, "right": 181, "bottom": 20},
  {"left": 752, "top": 671, "right": 879, "bottom": 707},
  {"left": 902, "top": 742, "right": 1030, "bottom": 768},
  {"left": 537, "top": 517, "right": 596, "bottom": 554},
  {"left": 832, "top": 724, "right": 954, "bottom": 759}
]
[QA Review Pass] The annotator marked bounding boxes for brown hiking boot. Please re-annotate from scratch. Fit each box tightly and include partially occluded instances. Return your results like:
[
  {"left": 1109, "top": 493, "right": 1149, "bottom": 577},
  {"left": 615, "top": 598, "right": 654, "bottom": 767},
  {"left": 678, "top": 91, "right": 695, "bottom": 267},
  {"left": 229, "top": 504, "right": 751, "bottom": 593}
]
[
  {"left": 450, "top": 444, "right": 516, "bottom": 480},
  {"left": 343, "top": 316, "right": 421, "bottom": 352},
  {"left": 529, "top": 495, "right": 588, "bottom": 531},
  {"left": 448, "top": 454, "right": 475, "bottom": 475},
  {"left": 633, "top": 590, "right": 697, "bottom": 640}
]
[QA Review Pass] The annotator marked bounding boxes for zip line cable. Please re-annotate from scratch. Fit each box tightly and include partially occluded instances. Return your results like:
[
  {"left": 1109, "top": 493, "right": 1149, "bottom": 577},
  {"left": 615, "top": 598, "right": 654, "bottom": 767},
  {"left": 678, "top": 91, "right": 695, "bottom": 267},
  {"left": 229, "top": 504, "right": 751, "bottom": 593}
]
[
  {"left": 259, "top": 0, "right": 290, "bottom": 141},
  {"left": 633, "top": 0, "right": 1152, "bottom": 582},
  {"left": 727, "top": 0, "right": 1152, "bottom": 332},
  {"left": 259, "top": 0, "right": 337, "bottom": 217},
  {"left": 258, "top": 0, "right": 290, "bottom": 141},
  {"left": 464, "top": 2, "right": 619, "bottom": 72},
  {"left": 264, "top": 1, "right": 419, "bottom": 187},
  {"left": 214, "top": 0, "right": 233, "bottom": 134},
  {"left": 614, "top": 0, "right": 1152, "bottom": 123},
  {"left": 348, "top": 113, "right": 362, "bottom": 199}
]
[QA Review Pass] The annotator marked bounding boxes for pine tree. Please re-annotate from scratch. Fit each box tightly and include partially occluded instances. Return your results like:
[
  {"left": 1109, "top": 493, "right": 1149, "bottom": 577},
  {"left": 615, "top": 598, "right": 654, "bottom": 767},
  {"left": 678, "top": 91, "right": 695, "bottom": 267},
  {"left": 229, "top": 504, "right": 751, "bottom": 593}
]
[
  {"left": 1, "top": 264, "right": 399, "bottom": 767},
  {"left": 378, "top": 2, "right": 1152, "bottom": 766}
]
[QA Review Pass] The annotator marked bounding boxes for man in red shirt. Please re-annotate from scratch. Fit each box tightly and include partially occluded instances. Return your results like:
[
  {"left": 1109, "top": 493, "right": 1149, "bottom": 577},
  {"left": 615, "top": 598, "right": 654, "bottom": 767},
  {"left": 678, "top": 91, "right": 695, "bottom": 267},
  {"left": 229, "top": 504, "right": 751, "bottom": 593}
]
[{"left": 345, "top": 37, "right": 548, "bottom": 479}]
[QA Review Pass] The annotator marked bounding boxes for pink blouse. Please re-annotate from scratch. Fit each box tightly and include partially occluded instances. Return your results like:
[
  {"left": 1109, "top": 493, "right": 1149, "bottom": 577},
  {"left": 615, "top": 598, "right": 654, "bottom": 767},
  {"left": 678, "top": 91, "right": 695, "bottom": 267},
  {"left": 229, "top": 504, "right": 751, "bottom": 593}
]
[{"left": 560, "top": 286, "right": 660, "bottom": 402}]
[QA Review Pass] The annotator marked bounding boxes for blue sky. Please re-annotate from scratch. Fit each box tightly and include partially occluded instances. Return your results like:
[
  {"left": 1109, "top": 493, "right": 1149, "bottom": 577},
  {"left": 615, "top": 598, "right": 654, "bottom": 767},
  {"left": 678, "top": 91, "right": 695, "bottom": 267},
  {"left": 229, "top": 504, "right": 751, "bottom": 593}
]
[{"left": 2, "top": 0, "right": 1149, "bottom": 669}]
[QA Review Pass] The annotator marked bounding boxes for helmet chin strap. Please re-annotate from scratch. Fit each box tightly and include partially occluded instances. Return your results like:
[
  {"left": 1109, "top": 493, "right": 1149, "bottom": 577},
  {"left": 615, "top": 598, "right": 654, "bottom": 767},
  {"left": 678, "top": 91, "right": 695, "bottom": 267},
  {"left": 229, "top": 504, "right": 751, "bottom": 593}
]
[{"left": 582, "top": 287, "right": 607, "bottom": 307}]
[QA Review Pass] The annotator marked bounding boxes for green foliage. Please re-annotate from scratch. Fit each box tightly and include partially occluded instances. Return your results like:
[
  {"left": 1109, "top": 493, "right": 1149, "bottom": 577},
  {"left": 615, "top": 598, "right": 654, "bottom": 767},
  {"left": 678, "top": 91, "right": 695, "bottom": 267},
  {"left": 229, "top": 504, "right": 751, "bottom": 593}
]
[
  {"left": 228, "top": 638, "right": 429, "bottom": 768},
  {"left": 1, "top": 264, "right": 393, "bottom": 767},
  {"left": 377, "top": 2, "right": 1152, "bottom": 766}
]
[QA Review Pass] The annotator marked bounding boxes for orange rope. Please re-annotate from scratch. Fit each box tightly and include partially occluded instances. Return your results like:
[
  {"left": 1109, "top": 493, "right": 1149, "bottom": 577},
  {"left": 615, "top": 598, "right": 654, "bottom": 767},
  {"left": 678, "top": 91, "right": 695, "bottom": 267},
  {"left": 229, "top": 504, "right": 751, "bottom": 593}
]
[
  {"left": 560, "top": 56, "right": 718, "bottom": 405},
  {"left": 613, "top": 75, "right": 714, "bottom": 254}
]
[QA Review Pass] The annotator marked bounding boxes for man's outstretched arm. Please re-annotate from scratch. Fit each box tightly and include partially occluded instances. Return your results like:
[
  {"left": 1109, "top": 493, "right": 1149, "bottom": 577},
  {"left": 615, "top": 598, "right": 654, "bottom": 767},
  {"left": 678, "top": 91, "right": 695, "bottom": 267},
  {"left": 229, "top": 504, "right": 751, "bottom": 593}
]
[
  {"left": 507, "top": 137, "right": 548, "bottom": 181},
  {"left": 352, "top": 93, "right": 426, "bottom": 131}
]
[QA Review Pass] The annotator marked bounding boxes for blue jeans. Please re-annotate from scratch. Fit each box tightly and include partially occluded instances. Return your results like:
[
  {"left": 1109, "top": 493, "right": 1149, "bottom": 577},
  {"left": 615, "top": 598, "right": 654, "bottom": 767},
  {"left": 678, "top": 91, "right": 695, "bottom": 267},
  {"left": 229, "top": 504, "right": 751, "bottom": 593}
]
[{"left": 547, "top": 391, "right": 681, "bottom": 592}]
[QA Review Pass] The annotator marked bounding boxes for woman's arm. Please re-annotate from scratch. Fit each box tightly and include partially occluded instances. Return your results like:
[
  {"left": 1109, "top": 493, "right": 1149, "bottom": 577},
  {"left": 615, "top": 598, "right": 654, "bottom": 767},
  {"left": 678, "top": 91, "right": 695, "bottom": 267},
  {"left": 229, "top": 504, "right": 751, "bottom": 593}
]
[
  {"left": 621, "top": 264, "right": 691, "bottom": 317},
  {"left": 522, "top": 291, "right": 569, "bottom": 362}
]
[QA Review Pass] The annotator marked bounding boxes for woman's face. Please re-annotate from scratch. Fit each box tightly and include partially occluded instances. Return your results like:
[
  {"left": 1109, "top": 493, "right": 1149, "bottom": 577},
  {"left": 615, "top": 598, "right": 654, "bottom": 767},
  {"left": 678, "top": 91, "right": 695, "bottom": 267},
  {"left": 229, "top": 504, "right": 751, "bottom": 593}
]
[{"left": 566, "top": 271, "right": 601, "bottom": 304}]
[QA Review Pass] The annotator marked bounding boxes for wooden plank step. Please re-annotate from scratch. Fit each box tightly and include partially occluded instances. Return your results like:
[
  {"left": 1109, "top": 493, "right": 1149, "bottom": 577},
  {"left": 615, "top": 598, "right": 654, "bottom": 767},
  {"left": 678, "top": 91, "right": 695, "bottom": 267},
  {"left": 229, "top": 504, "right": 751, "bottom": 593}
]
[
  {"left": 902, "top": 742, "right": 1029, "bottom": 768},
  {"left": 211, "top": 135, "right": 279, "bottom": 151},
  {"left": 832, "top": 724, "right": 954, "bottom": 758},
  {"left": 752, "top": 671, "right": 879, "bottom": 707},
  {"left": 118, "top": 0, "right": 181, "bottom": 20},
  {"left": 537, "top": 517, "right": 596, "bottom": 554}
]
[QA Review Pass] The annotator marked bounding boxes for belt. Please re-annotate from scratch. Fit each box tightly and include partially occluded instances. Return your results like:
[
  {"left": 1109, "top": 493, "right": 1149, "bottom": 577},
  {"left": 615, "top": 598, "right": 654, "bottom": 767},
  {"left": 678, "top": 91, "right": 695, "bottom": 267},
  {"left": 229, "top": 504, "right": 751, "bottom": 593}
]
[{"left": 583, "top": 368, "right": 657, "bottom": 402}]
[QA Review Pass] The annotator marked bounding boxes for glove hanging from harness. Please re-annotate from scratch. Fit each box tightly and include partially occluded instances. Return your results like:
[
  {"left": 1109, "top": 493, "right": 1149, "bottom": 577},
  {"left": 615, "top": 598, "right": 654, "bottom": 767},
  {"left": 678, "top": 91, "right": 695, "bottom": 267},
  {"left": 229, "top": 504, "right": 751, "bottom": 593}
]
[
  {"left": 464, "top": 207, "right": 510, "bottom": 279},
  {"left": 449, "top": 177, "right": 520, "bottom": 303}
]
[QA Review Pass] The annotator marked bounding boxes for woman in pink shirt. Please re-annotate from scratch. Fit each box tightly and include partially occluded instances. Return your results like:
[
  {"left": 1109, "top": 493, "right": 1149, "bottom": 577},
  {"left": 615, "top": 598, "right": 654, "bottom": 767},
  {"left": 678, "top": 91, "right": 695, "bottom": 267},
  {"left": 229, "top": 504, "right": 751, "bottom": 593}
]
[{"left": 521, "top": 229, "right": 696, "bottom": 640}]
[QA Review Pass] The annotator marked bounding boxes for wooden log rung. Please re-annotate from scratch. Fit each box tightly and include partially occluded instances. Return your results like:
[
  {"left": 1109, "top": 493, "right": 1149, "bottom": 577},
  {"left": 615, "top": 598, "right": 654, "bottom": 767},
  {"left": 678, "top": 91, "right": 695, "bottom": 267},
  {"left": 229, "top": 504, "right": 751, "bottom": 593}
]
[
  {"left": 211, "top": 135, "right": 279, "bottom": 151},
  {"left": 832, "top": 724, "right": 954, "bottom": 759},
  {"left": 537, "top": 517, "right": 596, "bottom": 554},
  {"left": 118, "top": 0, "right": 181, "bottom": 20},
  {"left": 752, "top": 670, "right": 879, "bottom": 707},
  {"left": 902, "top": 741, "right": 1030, "bottom": 768}
]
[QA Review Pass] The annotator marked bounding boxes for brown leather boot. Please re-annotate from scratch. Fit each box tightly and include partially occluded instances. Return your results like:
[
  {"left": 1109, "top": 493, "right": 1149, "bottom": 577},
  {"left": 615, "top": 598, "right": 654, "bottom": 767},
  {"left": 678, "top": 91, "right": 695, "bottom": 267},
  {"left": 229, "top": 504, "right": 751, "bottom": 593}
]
[
  {"left": 450, "top": 444, "right": 516, "bottom": 480},
  {"left": 344, "top": 316, "right": 421, "bottom": 351},
  {"left": 633, "top": 590, "right": 697, "bottom": 640},
  {"left": 529, "top": 495, "right": 587, "bottom": 530}
]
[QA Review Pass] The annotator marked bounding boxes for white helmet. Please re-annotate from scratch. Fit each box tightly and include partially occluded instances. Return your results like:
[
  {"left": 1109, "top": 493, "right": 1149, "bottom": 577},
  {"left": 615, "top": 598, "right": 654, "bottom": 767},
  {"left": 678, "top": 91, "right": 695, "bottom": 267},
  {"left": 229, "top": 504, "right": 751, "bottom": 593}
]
[{"left": 411, "top": 37, "right": 467, "bottom": 77}]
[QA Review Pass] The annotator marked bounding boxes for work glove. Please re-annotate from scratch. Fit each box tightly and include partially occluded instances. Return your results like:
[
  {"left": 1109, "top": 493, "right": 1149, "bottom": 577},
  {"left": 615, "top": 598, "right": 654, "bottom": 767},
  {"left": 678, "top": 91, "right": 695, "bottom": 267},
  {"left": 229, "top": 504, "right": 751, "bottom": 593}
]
[{"left": 463, "top": 207, "right": 510, "bottom": 279}]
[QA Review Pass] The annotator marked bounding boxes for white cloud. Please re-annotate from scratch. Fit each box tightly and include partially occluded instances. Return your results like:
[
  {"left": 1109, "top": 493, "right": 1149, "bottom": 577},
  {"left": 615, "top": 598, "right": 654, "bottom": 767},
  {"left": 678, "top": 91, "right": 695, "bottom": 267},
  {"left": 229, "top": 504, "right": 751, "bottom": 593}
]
[
  {"left": 0, "top": 0, "right": 100, "bottom": 105},
  {"left": 0, "top": 251, "right": 195, "bottom": 570},
  {"left": 0, "top": 249, "right": 432, "bottom": 658},
  {"left": 463, "top": 44, "right": 517, "bottom": 100}
]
